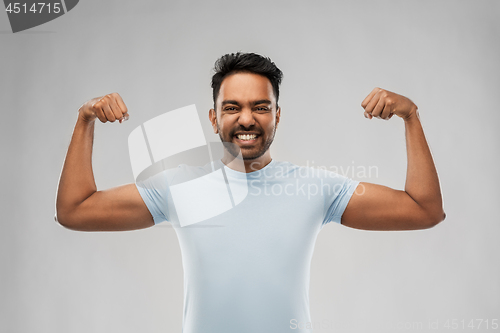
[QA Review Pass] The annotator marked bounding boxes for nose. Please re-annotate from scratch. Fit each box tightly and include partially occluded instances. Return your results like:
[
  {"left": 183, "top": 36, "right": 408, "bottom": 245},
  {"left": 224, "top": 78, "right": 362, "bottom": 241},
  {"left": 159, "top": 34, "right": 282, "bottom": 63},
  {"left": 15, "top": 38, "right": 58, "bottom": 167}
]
[{"left": 238, "top": 108, "right": 255, "bottom": 128}]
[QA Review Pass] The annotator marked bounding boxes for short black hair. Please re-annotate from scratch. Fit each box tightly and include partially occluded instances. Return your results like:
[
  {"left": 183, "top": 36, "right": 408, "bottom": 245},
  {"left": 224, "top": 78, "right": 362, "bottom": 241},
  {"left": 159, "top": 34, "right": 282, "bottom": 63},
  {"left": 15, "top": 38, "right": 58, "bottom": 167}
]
[{"left": 211, "top": 52, "right": 283, "bottom": 109}]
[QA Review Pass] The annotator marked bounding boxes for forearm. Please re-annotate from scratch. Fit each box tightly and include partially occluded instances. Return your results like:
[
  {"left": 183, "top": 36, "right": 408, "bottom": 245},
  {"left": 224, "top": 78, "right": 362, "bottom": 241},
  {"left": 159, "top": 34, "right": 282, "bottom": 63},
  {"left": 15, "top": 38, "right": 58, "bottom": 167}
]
[
  {"left": 403, "top": 110, "right": 445, "bottom": 222},
  {"left": 56, "top": 115, "right": 98, "bottom": 223}
]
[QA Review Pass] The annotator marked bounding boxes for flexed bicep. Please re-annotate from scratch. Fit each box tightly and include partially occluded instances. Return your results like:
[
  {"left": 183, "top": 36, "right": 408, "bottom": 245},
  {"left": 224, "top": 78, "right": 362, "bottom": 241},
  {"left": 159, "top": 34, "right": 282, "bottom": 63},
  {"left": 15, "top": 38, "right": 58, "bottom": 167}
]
[
  {"left": 341, "top": 182, "right": 436, "bottom": 231},
  {"left": 58, "top": 184, "right": 154, "bottom": 232}
]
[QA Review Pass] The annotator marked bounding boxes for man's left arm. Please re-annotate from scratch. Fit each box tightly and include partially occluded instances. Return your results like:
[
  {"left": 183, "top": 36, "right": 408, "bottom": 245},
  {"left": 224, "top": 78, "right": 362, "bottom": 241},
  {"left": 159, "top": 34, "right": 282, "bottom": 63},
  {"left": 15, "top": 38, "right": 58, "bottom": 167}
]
[{"left": 341, "top": 88, "right": 446, "bottom": 231}]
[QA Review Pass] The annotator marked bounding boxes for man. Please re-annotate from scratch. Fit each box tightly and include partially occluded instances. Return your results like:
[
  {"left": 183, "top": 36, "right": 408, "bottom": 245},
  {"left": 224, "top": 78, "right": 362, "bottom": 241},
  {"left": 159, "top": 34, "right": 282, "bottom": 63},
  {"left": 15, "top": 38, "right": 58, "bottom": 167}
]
[{"left": 56, "top": 52, "right": 445, "bottom": 332}]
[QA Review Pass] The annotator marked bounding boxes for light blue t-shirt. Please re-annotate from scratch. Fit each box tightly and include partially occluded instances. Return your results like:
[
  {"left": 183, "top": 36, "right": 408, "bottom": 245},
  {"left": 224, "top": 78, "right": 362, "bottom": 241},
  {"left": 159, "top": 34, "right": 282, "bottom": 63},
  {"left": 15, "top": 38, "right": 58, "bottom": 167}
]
[{"left": 136, "top": 159, "right": 359, "bottom": 333}]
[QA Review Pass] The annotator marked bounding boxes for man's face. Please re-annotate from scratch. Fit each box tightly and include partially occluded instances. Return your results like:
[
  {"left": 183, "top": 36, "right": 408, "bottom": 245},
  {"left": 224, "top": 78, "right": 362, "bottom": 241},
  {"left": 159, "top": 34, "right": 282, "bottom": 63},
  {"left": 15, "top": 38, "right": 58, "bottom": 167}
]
[{"left": 209, "top": 72, "right": 281, "bottom": 161}]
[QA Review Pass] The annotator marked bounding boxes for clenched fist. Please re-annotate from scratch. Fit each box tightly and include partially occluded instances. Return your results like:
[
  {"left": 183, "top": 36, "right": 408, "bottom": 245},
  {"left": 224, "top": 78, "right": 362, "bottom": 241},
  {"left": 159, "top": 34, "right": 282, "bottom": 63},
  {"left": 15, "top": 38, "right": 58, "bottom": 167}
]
[
  {"left": 361, "top": 88, "right": 418, "bottom": 120},
  {"left": 78, "top": 92, "right": 129, "bottom": 124}
]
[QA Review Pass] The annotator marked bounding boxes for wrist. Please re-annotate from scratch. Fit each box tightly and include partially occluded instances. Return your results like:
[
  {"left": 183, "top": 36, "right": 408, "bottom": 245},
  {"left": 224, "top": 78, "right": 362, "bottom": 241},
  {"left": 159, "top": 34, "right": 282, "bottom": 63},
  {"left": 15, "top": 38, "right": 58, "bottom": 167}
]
[
  {"left": 77, "top": 111, "right": 96, "bottom": 125},
  {"left": 403, "top": 105, "right": 419, "bottom": 122}
]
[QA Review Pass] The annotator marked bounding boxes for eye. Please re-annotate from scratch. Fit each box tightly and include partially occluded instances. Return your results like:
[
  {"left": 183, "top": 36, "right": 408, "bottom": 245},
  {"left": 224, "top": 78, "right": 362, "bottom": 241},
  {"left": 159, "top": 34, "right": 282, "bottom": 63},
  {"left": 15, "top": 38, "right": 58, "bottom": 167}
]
[
  {"left": 256, "top": 107, "right": 269, "bottom": 111},
  {"left": 224, "top": 107, "right": 238, "bottom": 112}
]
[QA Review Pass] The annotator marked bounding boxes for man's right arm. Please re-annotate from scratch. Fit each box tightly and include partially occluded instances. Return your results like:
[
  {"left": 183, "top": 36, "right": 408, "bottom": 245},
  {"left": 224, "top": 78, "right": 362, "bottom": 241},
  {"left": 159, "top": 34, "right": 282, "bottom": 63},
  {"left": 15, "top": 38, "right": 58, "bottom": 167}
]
[{"left": 55, "top": 93, "right": 154, "bottom": 232}]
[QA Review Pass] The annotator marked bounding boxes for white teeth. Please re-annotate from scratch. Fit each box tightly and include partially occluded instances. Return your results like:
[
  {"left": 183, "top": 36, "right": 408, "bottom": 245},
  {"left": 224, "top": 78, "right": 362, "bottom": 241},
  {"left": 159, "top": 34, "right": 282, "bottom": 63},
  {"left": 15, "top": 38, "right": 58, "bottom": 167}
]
[{"left": 237, "top": 134, "right": 257, "bottom": 140}]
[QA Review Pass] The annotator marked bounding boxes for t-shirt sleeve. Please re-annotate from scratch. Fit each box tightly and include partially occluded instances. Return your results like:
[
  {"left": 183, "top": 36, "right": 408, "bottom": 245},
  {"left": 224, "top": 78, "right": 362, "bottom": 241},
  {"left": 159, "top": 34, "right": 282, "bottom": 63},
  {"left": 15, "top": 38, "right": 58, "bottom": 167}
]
[
  {"left": 135, "top": 171, "right": 170, "bottom": 225},
  {"left": 322, "top": 172, "right": 360, "bottom": 226}
]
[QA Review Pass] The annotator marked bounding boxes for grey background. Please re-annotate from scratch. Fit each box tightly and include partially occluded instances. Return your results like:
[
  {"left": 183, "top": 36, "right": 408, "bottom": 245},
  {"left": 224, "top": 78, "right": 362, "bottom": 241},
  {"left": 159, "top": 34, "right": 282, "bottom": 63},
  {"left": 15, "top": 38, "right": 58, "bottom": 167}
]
[{"left": 1, "top": 0, "right": 499, "bottom": 332}]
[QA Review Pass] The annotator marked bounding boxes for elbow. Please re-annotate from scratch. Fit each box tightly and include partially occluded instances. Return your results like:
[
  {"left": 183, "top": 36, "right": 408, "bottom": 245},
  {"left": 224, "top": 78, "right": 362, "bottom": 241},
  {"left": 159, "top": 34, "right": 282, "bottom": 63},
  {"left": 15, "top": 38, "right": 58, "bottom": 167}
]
[
  {"left": 55, "top": 208, "right": 79, "bottom": 230},
  {"left": 55, "top": 210, "right": 70, "bottom": 229},
  {"left": 422, "top": 209, "right": 446, "bottom": 229},
  {"left": 55, "top": 199, "right": 71, "bottom": 228}
]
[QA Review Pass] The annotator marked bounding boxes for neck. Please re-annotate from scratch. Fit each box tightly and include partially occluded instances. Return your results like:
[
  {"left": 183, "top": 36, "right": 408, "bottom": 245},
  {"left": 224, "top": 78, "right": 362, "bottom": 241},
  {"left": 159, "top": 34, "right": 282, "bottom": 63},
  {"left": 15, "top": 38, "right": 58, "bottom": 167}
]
[{"left": 221, "top": 151, "right": 272, "bottom": 173}]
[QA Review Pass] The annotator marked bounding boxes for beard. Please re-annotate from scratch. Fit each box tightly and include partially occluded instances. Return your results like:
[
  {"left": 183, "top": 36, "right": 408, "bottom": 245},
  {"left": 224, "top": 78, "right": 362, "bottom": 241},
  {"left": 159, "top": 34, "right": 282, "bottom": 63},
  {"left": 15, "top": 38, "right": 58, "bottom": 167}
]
[{"left": 217, "top": 123, "right": 276, "bottom": 161}]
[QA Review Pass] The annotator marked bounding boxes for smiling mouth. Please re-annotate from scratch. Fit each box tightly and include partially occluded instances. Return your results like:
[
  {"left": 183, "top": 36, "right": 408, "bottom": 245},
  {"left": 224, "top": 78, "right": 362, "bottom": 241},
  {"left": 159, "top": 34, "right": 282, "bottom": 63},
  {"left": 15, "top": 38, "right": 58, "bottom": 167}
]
[
  {"left": 233, "top": 133, "right": 260, "bottom": 145},
  {"left": 235, "top": 133, "right": 258, "bottom": 140}
]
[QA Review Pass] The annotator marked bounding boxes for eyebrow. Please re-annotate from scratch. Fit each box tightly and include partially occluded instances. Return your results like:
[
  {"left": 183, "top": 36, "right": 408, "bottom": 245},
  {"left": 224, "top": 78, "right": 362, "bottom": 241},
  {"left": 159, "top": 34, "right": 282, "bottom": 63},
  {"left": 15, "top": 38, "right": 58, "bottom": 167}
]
[{"left": 221, "top": 99, "right": 272, "bottom": 107}]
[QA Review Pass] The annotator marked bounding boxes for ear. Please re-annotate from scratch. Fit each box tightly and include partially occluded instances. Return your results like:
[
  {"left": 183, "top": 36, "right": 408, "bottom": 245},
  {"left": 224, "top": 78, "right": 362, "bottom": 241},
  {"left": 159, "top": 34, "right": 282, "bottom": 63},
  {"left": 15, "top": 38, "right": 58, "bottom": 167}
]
[
  {"left": 275, "top": 106, "right": 281, "bottom": 128},
  {"left": 209, "top": 108, "right": 218, "bottom": 134}
]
